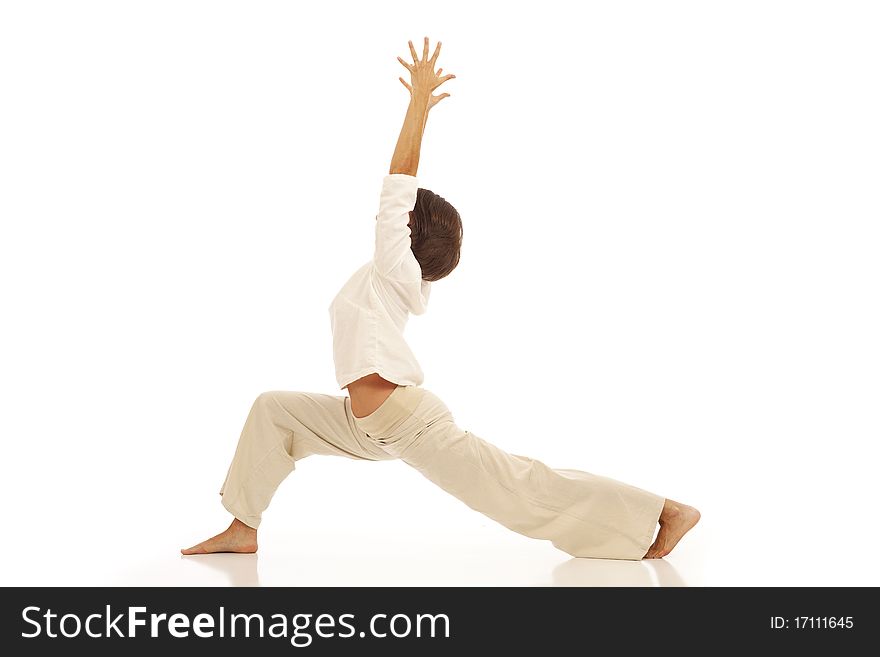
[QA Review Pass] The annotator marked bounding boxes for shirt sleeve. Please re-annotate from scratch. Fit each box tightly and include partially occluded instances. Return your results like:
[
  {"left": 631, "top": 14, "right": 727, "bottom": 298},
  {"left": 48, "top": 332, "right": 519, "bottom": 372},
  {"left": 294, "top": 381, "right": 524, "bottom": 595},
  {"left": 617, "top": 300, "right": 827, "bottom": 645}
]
[{"left": 373, "top": 173, "right": 419, "bottom": 278}]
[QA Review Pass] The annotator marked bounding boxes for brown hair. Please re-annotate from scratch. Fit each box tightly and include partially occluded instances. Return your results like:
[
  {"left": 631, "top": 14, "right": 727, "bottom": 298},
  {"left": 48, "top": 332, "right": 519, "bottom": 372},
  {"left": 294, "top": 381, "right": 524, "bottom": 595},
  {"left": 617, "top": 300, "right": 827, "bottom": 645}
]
[{"left": 407, "top": 187, "right": 463, "bottom": 282}]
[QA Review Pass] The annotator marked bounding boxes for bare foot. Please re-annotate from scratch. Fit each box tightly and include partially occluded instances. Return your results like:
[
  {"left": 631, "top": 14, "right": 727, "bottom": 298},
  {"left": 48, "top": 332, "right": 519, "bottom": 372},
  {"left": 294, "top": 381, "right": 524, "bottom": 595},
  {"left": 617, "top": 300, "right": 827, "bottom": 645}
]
[
  {"left": 643, "top": 499, "right": 700, "bottom": 559},
  {"left": 181, "top": 518, "right": 258, "bottom": 555}
]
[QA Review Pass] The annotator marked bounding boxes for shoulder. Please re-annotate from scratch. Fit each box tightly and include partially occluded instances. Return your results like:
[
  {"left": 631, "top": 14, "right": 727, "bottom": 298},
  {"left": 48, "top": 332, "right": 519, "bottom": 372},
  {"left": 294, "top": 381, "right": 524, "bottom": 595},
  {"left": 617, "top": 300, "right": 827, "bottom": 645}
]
[{"left": 371, "top": 263, "right": 432, "bottom": 315}]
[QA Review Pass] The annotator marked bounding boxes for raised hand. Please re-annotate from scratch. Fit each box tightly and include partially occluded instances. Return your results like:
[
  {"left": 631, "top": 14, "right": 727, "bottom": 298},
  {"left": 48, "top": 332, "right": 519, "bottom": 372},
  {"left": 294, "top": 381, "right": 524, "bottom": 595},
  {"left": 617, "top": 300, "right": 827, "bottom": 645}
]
[{"left": 397, "top": 37, "right": 456, "bottom": 111}]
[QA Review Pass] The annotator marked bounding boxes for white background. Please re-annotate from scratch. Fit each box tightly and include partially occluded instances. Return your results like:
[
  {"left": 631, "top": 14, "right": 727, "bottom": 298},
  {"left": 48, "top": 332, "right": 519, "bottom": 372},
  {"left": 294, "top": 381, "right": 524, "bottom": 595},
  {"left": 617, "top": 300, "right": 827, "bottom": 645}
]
[{"left": 1, "top": 1, "right": 878, "bottom": 586}]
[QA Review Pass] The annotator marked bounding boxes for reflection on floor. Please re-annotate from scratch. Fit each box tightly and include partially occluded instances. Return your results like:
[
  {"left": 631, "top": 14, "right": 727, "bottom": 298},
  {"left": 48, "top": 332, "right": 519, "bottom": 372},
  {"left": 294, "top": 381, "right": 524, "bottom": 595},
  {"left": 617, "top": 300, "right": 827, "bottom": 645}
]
[
  {"left": 551, "top": 557, "right": 686, "bottom": 587},
  {"left": 119, "top": 542, "right": 689, "bottom": 587},
  {"left": 182, "top": 553, "right": 261, "bottom": 587},
  {"left": 173, "top": 553, "right": 688, "bottom": 587}
]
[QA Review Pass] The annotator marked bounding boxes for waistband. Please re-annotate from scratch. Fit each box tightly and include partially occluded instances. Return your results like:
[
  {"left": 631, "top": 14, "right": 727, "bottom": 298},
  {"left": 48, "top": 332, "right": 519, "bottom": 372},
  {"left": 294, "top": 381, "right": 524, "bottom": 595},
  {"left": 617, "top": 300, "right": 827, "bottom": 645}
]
[{"left": 353, "top": 385, "right": 426, "bottom": 437}]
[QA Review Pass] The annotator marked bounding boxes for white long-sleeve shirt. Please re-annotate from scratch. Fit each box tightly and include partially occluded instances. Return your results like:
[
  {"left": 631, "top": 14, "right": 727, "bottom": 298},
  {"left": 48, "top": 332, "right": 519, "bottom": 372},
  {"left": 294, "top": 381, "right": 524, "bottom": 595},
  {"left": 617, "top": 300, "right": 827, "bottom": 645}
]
[{"left": 328, "top": 173, "right": 431, "bottom": 390}]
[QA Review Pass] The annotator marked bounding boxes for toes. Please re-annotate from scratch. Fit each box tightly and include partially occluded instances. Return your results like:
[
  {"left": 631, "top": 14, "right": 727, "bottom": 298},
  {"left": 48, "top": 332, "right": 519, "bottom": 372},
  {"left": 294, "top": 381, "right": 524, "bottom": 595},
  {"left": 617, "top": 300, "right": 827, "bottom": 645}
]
[{"left": 644, "top": 536, "right": 663, "bottom": 559}]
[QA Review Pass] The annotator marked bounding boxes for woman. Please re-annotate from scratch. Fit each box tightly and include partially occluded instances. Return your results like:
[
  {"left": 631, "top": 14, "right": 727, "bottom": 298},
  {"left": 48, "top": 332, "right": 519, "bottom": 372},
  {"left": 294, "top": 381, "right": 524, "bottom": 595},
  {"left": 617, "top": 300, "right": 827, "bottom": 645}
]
[{"left": 182, "top": 37, "right": 699, "bottom": 561}]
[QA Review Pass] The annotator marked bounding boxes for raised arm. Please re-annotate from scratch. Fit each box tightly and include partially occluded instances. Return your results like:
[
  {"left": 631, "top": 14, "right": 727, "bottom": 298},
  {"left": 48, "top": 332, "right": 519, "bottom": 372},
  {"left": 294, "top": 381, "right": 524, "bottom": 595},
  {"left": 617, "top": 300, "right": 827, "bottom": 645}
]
[{"left": 389, "top": 37, "right": 455, "bottom": 176}]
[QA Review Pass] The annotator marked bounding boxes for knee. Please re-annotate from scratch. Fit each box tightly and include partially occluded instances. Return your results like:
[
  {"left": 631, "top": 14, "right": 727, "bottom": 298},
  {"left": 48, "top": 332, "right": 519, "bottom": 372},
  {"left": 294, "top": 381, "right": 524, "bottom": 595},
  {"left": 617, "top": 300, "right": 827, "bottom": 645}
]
[
  {"left": 252, "top": 390, "right": 307, "bottom": 418},
  {"left": 252, "top": 391, "right": 280, "bottom": 414}
]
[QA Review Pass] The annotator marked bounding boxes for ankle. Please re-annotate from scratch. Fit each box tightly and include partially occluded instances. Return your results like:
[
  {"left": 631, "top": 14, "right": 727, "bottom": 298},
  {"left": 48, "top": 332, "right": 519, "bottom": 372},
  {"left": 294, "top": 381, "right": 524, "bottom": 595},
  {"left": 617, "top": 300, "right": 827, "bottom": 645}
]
[
  {"left": 660, "top": 499, "right": 681, "bottom": 523},
  {"left": 230, "top": 518, "right": 257, "bottom": 536}
]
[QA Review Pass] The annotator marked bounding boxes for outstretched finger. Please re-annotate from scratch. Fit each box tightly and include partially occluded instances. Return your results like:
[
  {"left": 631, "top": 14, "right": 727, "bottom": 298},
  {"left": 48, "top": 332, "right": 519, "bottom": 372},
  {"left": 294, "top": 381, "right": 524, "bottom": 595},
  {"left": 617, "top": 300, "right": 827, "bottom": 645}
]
[
  {"left": 399, "top": 77, "right": 412, "bottom": 93},
  {"left": 422, "top": 36, "right": 429, "bottom": 61},
  {"left": 397, "top": 55, "right": 412, "bottom": 72},
  {"left": 437, "top": 68, "right": 443, "bottom": 75},
  {"left": 430, "top": 41, "right": 442, "bottom": 65},
  {"left": 440, "top": 73, "right": 456, "bottom": 83},
  {"left": 408, "top": 40, "right": 419, "bottom": 63}
]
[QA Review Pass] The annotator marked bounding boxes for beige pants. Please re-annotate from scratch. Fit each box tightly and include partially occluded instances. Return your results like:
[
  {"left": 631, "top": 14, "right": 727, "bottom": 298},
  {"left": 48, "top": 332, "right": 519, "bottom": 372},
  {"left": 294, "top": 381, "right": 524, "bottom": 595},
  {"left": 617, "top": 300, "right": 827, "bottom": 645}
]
[{"left": 219, "top": 384, "right": 665, "bottom": 560}]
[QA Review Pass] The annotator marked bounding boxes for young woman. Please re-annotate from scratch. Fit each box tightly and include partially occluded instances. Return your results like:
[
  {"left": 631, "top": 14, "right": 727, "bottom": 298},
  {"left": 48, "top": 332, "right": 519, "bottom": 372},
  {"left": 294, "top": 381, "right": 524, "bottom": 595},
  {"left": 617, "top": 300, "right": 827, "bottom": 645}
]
[{"left": 182, "top": 37, "right": 699, "bottom": 561}]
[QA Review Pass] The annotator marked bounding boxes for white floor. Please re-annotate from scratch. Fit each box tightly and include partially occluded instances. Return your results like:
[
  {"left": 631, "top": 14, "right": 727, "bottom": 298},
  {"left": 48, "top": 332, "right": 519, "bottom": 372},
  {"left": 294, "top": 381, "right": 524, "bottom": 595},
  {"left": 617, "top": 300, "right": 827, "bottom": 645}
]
[
  {"left": 6, "top": 463, "right": 875, "bottom": 588},
  {"left": 7, "top": 517, "right": 875, "bottom": 587},
  {"left": 122, "top": 533, "right": 693, "bottom": 588},
  {"left": 15, "top": 525, "right": 700, "bottom": 588},
  {"left": 4, "top": 448, "right": 878, "bottom": 587}
]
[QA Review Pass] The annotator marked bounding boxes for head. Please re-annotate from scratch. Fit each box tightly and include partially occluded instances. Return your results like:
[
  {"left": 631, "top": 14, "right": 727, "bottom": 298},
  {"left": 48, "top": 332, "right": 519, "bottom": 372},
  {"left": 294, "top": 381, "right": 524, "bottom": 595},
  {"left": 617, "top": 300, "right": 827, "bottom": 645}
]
[{"left": 407, "top": 187, "right": 463, "bottom": 282}]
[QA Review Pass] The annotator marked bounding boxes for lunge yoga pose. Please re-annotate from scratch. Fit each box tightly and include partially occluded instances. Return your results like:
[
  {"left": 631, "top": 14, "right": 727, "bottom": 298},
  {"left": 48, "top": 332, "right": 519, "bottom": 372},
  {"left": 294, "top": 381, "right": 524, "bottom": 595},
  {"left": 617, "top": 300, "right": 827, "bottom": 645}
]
[{"left": 182, "top": 37, "right": 699, "bottom": 560}]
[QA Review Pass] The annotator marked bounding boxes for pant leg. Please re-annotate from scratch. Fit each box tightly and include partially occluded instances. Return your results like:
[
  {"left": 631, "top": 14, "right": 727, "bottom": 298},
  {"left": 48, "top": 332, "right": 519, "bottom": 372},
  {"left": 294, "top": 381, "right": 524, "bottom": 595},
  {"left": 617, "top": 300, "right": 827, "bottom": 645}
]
[
  {"left": 356, "top": 386, "right": 665, "bottom": 560},
  {"left": 220, "top": 390, "right": 391, "bottom": 529}
]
